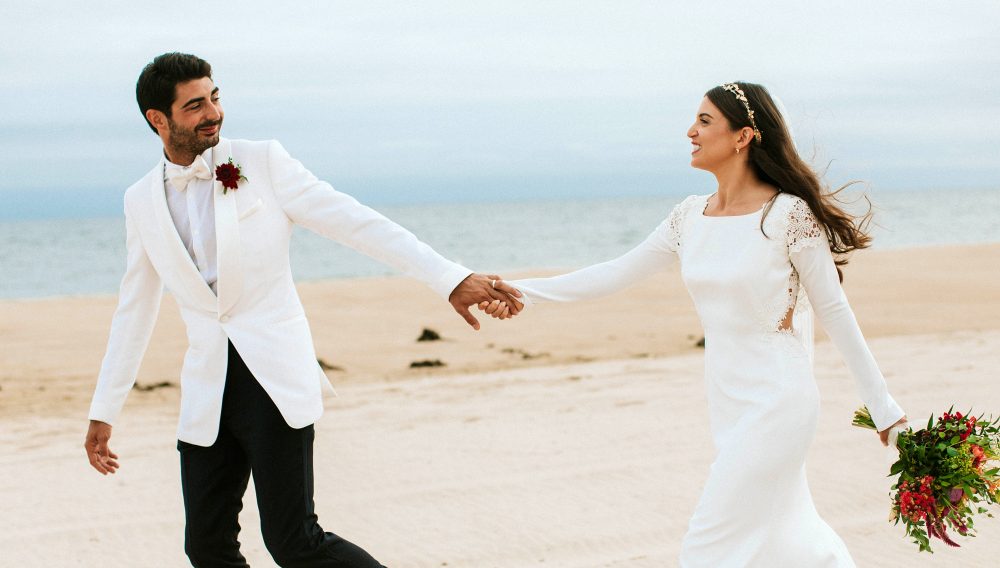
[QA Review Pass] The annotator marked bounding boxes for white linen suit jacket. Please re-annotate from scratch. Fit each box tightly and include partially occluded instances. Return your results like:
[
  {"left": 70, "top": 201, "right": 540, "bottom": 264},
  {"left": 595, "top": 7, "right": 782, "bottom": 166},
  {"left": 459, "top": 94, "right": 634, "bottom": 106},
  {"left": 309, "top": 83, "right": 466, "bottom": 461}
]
[{"left": 89, "top": 138, "right": 472, "bottom": 446}]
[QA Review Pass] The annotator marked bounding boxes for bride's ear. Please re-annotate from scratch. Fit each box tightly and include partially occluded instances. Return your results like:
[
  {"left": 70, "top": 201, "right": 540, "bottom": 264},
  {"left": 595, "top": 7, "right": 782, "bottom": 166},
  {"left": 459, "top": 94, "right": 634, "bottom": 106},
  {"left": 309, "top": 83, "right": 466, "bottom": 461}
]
[{"left": 735, "top": 127, "right": 754, "bottom": 150}]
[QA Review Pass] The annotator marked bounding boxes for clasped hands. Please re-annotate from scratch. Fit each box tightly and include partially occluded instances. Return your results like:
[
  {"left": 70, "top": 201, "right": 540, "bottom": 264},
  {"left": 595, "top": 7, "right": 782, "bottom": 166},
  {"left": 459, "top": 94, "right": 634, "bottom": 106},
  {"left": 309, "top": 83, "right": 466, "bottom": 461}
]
[{"left": 448, "top": 273, "right": 523, "bottom": 330}]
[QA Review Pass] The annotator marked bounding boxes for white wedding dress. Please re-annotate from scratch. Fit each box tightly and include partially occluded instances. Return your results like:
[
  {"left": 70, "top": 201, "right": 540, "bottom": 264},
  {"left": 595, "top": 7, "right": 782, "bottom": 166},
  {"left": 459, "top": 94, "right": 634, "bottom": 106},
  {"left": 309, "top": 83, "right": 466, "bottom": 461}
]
[{"left": 510, "top": 193, "right": 905, "bottom": 567}]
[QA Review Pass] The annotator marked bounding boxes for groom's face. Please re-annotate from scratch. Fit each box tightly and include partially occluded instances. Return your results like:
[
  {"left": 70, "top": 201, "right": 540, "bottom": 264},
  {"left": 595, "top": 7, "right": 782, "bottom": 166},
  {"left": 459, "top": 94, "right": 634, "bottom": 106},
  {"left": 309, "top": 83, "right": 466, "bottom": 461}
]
[{"left": 165, "top": 77, "right": 224, "bottom": 157}]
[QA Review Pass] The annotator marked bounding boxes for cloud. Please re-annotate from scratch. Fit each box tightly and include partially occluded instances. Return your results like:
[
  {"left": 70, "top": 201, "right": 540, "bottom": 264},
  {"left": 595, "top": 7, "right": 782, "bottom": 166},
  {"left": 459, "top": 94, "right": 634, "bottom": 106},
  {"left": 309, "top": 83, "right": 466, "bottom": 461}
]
[{"left": 1, "top": 0, "right": 998, "bottom": 210}]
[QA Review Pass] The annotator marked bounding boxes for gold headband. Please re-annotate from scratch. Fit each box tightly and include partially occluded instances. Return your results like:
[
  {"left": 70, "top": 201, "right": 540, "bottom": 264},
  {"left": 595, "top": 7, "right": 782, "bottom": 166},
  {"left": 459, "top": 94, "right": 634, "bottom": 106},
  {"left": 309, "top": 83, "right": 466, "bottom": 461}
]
[{"left": 721, "top": 82, "right": 762, "bottom": 143}]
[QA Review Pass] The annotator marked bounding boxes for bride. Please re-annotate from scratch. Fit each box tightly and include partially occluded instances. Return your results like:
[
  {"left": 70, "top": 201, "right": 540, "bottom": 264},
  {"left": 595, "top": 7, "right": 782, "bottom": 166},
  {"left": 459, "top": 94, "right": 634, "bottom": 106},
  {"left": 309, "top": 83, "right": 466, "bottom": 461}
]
[{"left": 480, "top": 82, "right": 909, "bottom": 566}]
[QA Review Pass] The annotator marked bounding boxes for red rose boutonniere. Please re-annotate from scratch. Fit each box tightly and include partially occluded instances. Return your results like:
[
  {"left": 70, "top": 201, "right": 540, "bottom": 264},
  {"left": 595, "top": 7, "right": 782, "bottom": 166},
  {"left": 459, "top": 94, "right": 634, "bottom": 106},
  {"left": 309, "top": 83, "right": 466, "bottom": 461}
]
[{"left": 215, "top": 158, "right": 248, "bottom": 194}]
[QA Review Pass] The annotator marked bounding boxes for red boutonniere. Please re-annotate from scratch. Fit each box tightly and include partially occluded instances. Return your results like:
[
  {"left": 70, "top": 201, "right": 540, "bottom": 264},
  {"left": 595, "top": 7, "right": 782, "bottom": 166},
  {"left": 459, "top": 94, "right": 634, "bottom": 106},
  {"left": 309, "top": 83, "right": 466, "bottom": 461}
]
[{"left": 215, "top": 158, "right": 248, "bottom": 194}]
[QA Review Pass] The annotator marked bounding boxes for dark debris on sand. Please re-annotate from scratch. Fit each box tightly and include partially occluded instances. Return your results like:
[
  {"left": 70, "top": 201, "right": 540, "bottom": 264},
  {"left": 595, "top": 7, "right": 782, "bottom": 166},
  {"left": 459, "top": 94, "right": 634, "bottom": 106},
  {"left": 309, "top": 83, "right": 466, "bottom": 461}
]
[
  {"left": 417, "top": 328, "right": 442, "bottom": 342},
  {"left": 410, "top": 359, "right": 446, "bottom": 368},
  {"left": 317, "top": 358, "right": 345, "bottom": 372},
  {"left": 501, "top": 347, "right": 549, "bottom": 360},
  {"left": 133, "top": 381, "right": 175, "bottom": 392}
]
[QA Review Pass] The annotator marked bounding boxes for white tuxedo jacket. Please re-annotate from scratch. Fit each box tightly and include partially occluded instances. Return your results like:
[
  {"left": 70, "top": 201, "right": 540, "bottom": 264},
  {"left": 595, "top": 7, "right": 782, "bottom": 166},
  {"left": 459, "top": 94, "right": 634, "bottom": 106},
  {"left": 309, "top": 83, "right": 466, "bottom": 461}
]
[{"left": 89, "top": 138, "right": 471, "bottom": 445}]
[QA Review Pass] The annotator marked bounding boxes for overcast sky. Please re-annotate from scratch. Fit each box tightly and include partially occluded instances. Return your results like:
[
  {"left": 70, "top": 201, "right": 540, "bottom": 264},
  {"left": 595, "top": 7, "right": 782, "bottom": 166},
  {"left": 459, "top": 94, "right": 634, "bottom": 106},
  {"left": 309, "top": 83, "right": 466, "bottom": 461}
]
[{"left": 1, "top": 1, "right": 998, "bottom": 217}]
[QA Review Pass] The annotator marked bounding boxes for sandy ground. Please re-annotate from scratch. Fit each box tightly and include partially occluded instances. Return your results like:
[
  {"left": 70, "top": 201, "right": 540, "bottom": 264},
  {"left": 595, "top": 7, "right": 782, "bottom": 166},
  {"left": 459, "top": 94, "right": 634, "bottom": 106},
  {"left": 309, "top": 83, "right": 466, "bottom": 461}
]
[{"left": 1, "top": 243, "right": 999, "bottom": 567}]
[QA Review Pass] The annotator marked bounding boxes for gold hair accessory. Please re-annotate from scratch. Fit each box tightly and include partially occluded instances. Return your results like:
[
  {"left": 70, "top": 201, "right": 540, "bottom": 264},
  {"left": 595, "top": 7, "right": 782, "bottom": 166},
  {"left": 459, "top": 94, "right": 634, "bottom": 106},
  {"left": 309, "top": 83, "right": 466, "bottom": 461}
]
[{"left": 721, "top": 82, "right": 762, "bottom": 143}]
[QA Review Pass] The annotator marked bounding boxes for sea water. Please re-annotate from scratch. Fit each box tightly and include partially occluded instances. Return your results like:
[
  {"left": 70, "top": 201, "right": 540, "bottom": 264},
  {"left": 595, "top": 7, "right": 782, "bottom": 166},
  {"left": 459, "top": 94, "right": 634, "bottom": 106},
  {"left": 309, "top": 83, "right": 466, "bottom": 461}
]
[{"left": 0, "top": 188, "right": 996, "bottom": 299}]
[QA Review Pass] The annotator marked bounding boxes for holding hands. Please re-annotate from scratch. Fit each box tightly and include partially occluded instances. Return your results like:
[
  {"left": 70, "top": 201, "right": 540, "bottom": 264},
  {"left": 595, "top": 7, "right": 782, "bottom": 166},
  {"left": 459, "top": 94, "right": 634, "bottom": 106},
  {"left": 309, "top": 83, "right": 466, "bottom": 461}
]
[
  {"left": 478, "top": 295, "right": 518, "bottom": 320},
  {"left": 448, "top": 274, "right": 523, "bottom": 329}
]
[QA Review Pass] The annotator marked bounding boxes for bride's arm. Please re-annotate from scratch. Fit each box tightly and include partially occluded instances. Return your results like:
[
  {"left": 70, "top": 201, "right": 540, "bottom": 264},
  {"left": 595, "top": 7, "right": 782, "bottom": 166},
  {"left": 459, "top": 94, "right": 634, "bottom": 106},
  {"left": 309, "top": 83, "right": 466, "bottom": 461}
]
[
  {"left": 507, "top": 218, "right": 678, "bottom": 304},
  {"left": 788, "top": 205, "right": 906, "bottom": 434}
]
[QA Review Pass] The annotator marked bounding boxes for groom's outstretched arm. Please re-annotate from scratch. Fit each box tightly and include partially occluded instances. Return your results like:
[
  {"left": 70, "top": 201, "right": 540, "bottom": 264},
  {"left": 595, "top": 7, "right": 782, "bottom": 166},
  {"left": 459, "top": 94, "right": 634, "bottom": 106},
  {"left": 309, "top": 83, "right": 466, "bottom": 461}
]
[{"left": 265, "top": 140, "right": 521, "bottom": 328}]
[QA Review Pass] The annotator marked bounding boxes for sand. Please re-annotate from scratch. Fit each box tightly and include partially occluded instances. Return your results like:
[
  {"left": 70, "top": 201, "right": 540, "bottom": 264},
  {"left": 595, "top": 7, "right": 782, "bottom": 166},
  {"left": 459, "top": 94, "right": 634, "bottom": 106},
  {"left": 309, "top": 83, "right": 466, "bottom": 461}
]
[{"left": 1, "top": 242, "right": 999, "bottom": 567}]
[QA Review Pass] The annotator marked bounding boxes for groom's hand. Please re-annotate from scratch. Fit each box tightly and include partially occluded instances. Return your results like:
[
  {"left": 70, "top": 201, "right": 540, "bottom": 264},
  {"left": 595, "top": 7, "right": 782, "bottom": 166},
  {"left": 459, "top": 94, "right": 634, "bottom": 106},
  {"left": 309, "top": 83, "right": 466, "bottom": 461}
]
[
  {"left": 85, "top": 420, "right": 120, "bottom": 475},
  {"left": 449, "top": 274, "right": 523, "bottom": 330}
]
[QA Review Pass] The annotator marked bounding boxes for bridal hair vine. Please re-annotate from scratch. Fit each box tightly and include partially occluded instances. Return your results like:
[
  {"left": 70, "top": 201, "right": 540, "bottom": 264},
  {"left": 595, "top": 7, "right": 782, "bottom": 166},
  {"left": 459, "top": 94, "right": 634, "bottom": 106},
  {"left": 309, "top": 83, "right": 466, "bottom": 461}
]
[{"left": 721, "top": 82, "right": 762, "bottom": 143}]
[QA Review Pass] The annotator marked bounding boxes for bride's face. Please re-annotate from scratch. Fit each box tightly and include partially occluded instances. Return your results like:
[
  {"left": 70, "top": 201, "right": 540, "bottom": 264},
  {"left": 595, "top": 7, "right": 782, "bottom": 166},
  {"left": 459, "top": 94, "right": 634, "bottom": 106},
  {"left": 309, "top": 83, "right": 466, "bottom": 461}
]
[{"left": 687, "top": 97, "right": 740, "bottom": 172}]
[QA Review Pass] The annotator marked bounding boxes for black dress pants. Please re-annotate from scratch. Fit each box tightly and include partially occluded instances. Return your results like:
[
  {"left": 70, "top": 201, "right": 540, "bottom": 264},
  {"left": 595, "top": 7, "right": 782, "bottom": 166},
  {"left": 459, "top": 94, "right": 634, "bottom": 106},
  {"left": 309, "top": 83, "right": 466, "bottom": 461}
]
[{"left": 177, "top": 341, "right": 386, "bottom": 568}]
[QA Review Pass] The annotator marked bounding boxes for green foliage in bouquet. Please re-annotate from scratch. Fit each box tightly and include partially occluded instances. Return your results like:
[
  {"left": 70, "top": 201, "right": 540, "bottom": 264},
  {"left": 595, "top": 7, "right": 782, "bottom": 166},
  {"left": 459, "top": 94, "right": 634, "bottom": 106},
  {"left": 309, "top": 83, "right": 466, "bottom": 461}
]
[{"left": 853, "top": 406, "right": 1000, "bottom": 552}]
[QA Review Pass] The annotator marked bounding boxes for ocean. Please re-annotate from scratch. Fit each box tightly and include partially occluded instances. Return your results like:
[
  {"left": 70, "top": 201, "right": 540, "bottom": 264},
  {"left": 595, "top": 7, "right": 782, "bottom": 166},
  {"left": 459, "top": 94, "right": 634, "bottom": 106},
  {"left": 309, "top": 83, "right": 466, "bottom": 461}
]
[{"left": 1, "top": 188, "right": 997, "bottom": 299}]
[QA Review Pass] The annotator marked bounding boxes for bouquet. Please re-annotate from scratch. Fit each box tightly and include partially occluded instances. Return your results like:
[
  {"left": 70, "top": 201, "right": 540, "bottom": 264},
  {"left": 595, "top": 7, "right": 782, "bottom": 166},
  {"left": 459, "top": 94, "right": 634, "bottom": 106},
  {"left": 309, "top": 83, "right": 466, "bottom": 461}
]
[{"left": 853, "top": 406, "right": 1000, "bottom": 552}]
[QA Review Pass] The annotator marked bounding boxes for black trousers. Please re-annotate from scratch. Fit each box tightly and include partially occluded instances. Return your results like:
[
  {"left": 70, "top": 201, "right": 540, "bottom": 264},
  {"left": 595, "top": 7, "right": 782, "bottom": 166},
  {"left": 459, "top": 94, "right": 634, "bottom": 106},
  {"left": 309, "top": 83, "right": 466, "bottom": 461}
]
[{"left": 177, "top": 341, "right": 386, "bottom": 568}]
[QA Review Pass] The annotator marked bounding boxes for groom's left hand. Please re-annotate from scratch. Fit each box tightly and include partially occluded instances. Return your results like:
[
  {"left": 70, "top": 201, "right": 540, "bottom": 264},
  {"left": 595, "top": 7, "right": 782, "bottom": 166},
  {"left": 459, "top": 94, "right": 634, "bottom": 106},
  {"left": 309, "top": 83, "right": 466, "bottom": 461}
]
[{"left": 449, "top": 274, "right": 523, "bottom": 330}]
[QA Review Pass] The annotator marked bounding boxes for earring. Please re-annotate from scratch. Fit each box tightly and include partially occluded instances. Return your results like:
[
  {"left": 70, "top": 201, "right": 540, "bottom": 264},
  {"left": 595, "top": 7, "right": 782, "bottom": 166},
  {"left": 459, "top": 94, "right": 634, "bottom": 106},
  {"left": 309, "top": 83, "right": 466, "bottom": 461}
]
[{"left": 736, "top": 147, "right": 741, "bottom": 154}]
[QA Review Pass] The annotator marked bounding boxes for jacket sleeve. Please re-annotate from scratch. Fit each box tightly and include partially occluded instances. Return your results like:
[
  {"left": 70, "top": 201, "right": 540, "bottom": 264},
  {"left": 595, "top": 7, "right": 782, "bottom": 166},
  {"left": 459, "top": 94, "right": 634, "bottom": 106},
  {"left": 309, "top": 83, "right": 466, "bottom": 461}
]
[
  {"left": 510, "top": 216, "right": 678, "bottom": 304},
  {"left": 788, "top": 203, "right": 905, "bottom": 432},
  {"left": 265, "top": 140, "right": 471, "bottom": 299},
  {"left": 88, "top": 201, "right": 164, "bottom": 425}
]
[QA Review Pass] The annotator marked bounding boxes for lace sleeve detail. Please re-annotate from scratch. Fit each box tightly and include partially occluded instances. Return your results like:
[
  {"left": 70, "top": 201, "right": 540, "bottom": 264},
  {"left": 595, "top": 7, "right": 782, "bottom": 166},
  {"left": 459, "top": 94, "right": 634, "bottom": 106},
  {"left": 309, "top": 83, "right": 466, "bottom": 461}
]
[
  {"left": 785, "top": 197, "right": 826, "bottom": 254},
  {"left": 664, "top": 195, "right": 701, "bottom": 253}
]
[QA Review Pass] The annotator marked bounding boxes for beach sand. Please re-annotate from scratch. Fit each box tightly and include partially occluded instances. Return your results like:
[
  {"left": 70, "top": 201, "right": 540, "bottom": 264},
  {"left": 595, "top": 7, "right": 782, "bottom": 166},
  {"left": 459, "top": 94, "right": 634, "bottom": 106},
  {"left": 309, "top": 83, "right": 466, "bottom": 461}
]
[{"left": 1, "top": 242, "right": 999, "bottom": 567}]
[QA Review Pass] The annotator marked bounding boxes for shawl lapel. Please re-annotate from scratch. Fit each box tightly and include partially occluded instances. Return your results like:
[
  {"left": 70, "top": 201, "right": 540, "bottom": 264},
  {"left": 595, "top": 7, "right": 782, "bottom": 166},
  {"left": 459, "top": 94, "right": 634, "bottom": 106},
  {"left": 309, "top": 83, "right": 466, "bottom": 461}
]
[{"left": 211, "top": 138, "right": 243, "bottom": 318}]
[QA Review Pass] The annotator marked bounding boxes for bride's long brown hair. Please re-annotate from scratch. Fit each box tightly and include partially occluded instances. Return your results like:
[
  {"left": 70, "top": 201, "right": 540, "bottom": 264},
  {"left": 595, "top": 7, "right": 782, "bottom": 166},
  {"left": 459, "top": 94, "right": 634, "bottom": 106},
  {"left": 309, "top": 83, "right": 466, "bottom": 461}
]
[{"left": 705, "top": 82, "right": 872, "bottom": 281}]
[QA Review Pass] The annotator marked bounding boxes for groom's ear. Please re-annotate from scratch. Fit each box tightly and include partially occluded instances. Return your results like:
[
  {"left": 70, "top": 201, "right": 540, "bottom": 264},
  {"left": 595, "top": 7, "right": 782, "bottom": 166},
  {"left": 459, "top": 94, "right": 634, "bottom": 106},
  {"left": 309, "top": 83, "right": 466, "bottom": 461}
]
[{"left": 145, "top": 109, "right": 168, "bottom": 135}]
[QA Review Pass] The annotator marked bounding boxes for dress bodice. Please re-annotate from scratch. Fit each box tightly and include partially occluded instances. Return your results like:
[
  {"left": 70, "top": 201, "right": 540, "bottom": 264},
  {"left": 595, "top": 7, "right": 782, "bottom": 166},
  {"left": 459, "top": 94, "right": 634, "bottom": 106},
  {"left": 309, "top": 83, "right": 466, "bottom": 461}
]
[{"left": 673, "top": 194, "right": 817, "bottom": 340}]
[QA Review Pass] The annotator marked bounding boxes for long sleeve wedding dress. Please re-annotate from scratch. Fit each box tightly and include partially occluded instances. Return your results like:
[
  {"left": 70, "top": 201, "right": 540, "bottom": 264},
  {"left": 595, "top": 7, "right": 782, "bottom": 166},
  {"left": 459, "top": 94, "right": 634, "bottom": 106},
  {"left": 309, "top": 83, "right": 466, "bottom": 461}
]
[{"left": 510, "top": 193, "right": 904, "bottom": 567}]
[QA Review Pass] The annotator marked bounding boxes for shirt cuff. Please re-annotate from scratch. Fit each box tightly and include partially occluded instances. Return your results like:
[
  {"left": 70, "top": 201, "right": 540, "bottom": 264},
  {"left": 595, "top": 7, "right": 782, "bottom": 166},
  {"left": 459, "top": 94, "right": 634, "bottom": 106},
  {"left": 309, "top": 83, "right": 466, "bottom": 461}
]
[
  {"left": 870, "top": 395, "right": 906, "bottom": 432},
  {"left": 88, "top": 399, "right": 124, "bottom": 426}
]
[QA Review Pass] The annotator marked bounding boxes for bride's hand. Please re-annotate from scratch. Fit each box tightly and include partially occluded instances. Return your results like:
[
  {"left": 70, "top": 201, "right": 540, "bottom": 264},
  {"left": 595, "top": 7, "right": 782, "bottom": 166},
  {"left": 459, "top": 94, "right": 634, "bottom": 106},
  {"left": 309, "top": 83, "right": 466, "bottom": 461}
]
[
  {"left": 879, "top": 416, "right": 908, "bottom": 447},
  {"left": 478, "top": 299, "right": 512, "bottom": 319}
]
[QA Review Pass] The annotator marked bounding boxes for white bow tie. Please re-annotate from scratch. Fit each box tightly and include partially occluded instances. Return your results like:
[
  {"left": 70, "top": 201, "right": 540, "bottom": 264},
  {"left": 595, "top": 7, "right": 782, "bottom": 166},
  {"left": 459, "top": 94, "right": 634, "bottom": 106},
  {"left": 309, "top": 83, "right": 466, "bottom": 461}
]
[{"left": 166, "top": 156, "right": 212, "bottom": 192}]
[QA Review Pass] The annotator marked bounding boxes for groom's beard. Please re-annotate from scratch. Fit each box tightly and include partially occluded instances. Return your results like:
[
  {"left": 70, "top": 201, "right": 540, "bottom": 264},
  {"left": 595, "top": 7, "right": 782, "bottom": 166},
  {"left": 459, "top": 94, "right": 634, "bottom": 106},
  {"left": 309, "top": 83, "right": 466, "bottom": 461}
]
[{"left": 166, "top": 116, "right": 222, "bottom": 159}]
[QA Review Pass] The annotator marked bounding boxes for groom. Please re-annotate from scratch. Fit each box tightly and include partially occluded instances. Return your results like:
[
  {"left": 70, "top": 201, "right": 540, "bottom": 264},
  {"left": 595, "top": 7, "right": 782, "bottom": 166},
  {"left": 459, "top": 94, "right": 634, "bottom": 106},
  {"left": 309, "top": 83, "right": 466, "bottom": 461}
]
[{"left": 84, "top": 52, "right": 522, "bottom": 567}]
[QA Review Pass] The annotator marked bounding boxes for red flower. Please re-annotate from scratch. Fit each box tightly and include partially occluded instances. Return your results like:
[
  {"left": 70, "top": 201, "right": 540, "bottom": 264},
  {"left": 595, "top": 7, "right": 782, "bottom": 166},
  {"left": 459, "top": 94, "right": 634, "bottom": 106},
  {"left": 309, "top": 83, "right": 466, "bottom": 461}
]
[
  {"left": 215, "top": 158, "right": 247, "bottom": 194},
  {"left": 971, "top": 445, "right": 986, "bottom": 469}
]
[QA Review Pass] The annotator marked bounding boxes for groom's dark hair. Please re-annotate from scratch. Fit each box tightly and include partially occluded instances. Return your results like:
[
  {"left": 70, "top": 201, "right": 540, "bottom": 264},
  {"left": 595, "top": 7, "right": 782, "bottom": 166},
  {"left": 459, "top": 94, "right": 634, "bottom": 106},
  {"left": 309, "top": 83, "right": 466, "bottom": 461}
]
[{"left": 136, "top": 52, "right": 213, "bottom": 134}]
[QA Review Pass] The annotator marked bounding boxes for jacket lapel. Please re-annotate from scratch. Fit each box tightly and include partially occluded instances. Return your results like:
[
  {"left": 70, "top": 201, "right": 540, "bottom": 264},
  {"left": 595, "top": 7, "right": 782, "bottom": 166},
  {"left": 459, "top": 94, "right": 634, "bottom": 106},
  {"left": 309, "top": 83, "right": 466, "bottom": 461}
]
[
  {"left": 212, "top": 138, "right": 243, "bottom": 318},
  {"left": 149, "top": 158, "right": 218, "bottom": 311}
]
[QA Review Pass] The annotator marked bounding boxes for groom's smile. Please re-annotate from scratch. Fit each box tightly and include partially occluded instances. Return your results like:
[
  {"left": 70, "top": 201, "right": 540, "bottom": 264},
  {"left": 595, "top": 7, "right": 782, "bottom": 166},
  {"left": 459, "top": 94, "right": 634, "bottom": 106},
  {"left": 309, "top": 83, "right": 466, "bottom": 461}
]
[{"left": 197, "top": 121, "right": 220, "bottom": 137}]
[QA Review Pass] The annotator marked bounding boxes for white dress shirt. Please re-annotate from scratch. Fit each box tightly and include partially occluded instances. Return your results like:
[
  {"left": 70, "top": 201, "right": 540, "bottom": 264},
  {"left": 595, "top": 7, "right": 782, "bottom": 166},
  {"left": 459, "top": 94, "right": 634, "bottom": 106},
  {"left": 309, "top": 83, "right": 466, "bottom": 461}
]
[{"left": 164, "top": 148, "right": 218, "bottom": 294}]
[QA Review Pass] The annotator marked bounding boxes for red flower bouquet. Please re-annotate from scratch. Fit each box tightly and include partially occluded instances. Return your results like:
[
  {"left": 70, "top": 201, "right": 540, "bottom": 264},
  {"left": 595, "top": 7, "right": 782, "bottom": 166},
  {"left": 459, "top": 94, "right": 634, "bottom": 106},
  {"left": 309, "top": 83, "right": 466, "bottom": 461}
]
[
  {"left": 854, "top": 406, "right": 1000, "bottom": 552},
  {"left": 215, "top": 158, "right": 247, "bottom": 194}
]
